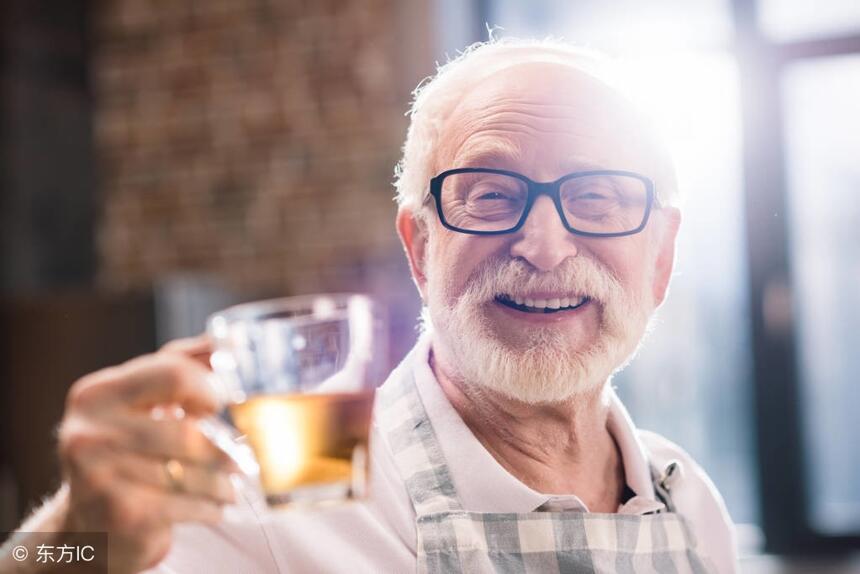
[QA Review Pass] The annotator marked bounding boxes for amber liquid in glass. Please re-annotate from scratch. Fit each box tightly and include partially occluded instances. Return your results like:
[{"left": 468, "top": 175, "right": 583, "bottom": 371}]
[{"left": 229, "top": 391, "right": 374, "bottom": 507}]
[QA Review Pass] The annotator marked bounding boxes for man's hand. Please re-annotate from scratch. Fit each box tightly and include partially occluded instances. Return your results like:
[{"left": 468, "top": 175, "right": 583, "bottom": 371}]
[{"left": 52, "top": 336, "right": 238, "bottom": 573}]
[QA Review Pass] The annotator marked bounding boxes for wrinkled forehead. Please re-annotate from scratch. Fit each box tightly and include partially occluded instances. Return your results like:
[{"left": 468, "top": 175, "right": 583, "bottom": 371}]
[
  {"left": 456, "top": 61, "right": 635, "bottom": 120},
  {"left": 434, "top": 61, "right": 667, "bottom": 179}
]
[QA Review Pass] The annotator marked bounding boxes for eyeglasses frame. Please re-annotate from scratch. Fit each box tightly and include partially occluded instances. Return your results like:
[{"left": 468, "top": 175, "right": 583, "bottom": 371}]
[{"left": 428, "top": 167, "right": 657, "bottom": 238}]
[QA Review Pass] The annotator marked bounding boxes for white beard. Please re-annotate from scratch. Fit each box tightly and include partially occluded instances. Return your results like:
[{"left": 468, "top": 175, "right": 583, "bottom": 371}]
[{"left": 424, "top": 254, "right": 654, "bottom": 404}]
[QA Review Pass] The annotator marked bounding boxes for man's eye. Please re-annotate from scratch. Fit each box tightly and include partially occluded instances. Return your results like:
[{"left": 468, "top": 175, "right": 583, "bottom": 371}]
[
  {"left": 578, "top": 191, "right": 610, "bottom": 201},
  {"left": 467, "top": 183, "right": 522, "bottom": 201},
  {"left": 476, "top": 191, "right": 513, "bottom": 201}
]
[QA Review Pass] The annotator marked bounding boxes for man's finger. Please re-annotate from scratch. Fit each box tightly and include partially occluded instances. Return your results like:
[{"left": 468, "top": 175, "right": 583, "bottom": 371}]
[
  {"left": 115, "top": 354, "right": 219, "bottom": 414},
  {"left": 91, "top": 480, "right": 225, "bottom": 533},
  {"left": 110, "top": 449, "right": 236, "bottom": 505},
  {"left": 156, "top": 489, "right": 224, "bottom": 526},
  {"left": 68, "top": 354, "right": 218, "bottom": 415},
  {"left": 160, "top": 335, "right": 214, "bottom": 368},
  {"left": 116, "top": 481, "right": 224, "bottom": 527},
  {"left": 109, "top": 415, "right": 238, "bottom": 471}
]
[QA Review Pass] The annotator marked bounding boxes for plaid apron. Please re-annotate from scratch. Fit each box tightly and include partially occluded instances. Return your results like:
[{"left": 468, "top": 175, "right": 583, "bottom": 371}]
[{"left": 376, "top": 367, "right": 716, "bottom": 574}]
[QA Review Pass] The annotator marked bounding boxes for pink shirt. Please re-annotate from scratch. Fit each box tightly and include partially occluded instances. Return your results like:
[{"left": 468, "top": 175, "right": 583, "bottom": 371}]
[{"left": 151, "top": 334, "right": 738, "bottom": 573}]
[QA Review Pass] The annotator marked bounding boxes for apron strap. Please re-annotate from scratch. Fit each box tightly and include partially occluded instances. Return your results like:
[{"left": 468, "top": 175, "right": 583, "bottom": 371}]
[{"left": 376, "top": 361, "right": 463, "bottom": 516}]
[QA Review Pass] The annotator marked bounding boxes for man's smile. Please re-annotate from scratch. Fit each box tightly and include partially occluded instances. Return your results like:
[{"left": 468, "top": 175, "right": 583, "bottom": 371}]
[{"left": 494, "top": 293, "right": 591, "bottom": 314}]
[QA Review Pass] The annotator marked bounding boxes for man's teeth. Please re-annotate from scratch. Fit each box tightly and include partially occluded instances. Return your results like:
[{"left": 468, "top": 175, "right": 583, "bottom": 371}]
[{"left": 507, "top": 295, "right": 585, "bottom": 309}]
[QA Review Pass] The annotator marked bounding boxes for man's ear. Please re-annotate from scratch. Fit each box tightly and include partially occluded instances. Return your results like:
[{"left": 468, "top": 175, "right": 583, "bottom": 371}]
[
  {"left": 652, "top": 207, "right": 681, "bottom": 307},
  {"left": 396, "top": 208, "right": 430, "bottom": 301}
]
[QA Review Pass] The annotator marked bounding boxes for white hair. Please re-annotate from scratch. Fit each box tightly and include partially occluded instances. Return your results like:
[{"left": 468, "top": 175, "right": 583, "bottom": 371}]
[{"left": 393, "top": 37, "right": 678, "bottom": 215}]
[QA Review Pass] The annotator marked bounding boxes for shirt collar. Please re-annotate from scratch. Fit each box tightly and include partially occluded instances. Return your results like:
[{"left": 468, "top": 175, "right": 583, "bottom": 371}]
[{"left": 410, "top": 332, "right": 663, "bottom": 514}]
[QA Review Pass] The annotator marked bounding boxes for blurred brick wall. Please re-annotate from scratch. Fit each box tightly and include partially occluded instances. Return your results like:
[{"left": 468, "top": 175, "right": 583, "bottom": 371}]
[{"left": 91, "top": 0, "right": 430, "bottom": 302}]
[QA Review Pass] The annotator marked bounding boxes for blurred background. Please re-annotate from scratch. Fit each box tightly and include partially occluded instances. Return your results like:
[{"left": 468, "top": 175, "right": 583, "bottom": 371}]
[{"left": 0, "top": 0, "right": 858, "bottom": 571}]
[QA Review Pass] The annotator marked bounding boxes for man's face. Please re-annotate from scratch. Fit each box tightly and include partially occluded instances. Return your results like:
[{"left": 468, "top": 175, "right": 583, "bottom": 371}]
[{"left": 401, "top": 62, "right": 679, "bottom": 403}]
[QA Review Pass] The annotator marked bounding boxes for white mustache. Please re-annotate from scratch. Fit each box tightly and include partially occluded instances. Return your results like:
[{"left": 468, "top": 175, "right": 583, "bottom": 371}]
[{"left": 455, "top": 256, "right": 623, "bottom": 307}]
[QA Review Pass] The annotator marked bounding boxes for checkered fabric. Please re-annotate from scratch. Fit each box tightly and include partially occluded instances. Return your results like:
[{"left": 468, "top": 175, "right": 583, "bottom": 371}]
[{"left": 376, "top": 367, "right": 716, "bottom": 574}]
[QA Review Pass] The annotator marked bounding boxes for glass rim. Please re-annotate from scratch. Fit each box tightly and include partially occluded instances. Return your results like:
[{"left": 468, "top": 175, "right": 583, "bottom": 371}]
[{"left": 207, "top": 293, "right": 374, "bottom": 333}]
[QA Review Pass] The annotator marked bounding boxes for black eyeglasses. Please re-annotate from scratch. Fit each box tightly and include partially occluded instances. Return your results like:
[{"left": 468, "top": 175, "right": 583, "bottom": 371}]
[{"left": 428, "top": 167, "right": 656, "bottom": 237}]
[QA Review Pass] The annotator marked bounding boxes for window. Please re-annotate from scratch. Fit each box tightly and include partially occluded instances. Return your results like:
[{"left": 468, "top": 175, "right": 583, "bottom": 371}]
[
  {"left": 782, "top": 55, "right": 860, "bottom": 535},
  {"left": 758, "top": 0, "right": 860, "bottom": 42}
]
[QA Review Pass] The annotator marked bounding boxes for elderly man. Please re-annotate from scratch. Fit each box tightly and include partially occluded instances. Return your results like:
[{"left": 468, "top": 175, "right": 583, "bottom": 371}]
[{"left": 5, "top": 40, "right": 736, "bottom": 573}]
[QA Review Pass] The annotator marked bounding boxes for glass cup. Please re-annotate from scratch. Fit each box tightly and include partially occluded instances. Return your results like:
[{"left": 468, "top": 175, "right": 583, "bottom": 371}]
[{"left": 206, "top": 294, "right": 385, "bottom": 509}]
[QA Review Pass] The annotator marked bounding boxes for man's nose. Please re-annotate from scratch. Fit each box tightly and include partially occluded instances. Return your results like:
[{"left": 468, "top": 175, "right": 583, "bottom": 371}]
[{"left": 509, "top": 196, "right": 580, "bottom": 271}]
